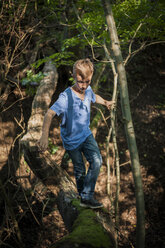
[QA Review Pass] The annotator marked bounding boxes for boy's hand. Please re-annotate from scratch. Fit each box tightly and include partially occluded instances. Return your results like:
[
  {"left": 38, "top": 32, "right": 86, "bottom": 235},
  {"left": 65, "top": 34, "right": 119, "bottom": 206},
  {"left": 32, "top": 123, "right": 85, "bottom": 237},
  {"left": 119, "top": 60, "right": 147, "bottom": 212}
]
[
  {"left": 105, "top": 100, "right": 115, "bottom": 110},
  {"left": 36, "top": 109, "right": 55, "bottom": 152},
  {"left": 37, "top": 135, "right": 48, "bottom": 152}
]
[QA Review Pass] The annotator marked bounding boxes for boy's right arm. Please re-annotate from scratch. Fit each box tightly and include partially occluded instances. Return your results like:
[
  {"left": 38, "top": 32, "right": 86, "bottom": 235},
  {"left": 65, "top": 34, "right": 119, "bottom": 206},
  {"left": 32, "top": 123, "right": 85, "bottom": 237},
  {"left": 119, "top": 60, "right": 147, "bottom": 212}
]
[{"left": 37, "top": 109, "right": 56, "bottom": 151}]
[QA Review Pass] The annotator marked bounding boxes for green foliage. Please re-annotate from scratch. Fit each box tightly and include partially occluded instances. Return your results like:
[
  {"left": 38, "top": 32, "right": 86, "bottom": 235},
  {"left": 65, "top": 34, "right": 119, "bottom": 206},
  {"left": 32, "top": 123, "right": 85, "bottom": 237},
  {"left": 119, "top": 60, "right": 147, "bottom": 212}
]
[
  {"left": 21, "top": 70, "right": 46, "bottom": 85},
  {"left": 113, "top": 0, "right": 165, "bottom": 45},
  {"left": 72, "top": 0, "right": 165, "bottom": 53},
  {"left": 61, "top": 36, "right": 83, "bottom": 51},
  {"left": 48, "top": 138, "right": 59, "bottom": 154},
  {"left": 2, "top": 0, "right": 165, "bottom": 81},
  {"left": 75, "top": 1, "right": 107, "bottom": 41},
  {"left": 32, "top": 51, "right": 75, "bottom": 69},
  {"left": 22, "top": 0, "right": 165, "bottom": 77},
  {"left": 69, "top": 77, "right": 74, "bottom": 84},
  {"left": 72, "top": 0, "right": 108, "bottom": 46},
  {"left": 21, "top": 70, "right": 47, "bottom": 96}
]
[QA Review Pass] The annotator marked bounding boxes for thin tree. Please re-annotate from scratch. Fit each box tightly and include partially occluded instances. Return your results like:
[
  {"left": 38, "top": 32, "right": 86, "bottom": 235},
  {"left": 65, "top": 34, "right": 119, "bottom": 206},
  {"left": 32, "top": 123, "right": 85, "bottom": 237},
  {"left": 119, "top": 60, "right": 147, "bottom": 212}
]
[{"left": 101, "top": 1, "right": 145, "bottom": 248}]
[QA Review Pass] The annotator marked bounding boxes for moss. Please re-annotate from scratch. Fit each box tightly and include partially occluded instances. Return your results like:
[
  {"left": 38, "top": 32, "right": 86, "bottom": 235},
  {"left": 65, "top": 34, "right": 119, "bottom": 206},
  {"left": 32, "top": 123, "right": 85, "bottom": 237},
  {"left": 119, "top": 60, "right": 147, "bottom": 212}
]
[
  {"left": 52, "top": 198, "right": 114, "bottom": 248},
  {"left": 71, "top": 198, "right": 82, "bottom": 211},
  {"left": 70, "top": 209, "right": 111, "bottom": 247},
  {"left": 55, "top": 206, "right": 113, "bottom": 248},
  {"left": 72, "top": 198, "right": 109, "bottom": 215}
]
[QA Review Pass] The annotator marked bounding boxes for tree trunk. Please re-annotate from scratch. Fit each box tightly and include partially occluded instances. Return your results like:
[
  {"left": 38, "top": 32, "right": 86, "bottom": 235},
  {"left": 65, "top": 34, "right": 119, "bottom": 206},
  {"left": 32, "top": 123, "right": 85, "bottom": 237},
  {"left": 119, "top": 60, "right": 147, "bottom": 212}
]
[
  {"left": 101, "top": 1, "right": 145, "bottom": 248},
  {"left": 21, "top": 61, "right": 116, "bottom": 248}
]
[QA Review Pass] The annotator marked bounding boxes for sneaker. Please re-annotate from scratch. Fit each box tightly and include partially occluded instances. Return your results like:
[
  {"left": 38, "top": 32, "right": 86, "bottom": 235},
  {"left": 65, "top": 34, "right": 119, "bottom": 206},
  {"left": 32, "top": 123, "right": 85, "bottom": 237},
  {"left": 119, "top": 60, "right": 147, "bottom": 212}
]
[{"left": 80, "top": 198, "right": 103, "bottom": 209}]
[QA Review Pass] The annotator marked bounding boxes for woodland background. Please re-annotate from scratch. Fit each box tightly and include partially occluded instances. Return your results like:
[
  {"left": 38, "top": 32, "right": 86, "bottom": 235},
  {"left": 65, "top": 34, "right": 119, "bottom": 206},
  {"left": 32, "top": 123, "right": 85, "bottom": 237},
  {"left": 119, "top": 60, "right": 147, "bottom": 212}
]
[{"left": 0, "top": 0, "right": 165, "bottom": 247}]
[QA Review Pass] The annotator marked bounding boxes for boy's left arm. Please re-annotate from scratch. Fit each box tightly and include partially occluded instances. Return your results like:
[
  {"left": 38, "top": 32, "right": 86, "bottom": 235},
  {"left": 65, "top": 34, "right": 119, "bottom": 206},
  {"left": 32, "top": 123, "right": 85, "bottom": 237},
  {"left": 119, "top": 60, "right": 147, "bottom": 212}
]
[{"left": 95, "top": 94, "right": 115, "bottom": 110}]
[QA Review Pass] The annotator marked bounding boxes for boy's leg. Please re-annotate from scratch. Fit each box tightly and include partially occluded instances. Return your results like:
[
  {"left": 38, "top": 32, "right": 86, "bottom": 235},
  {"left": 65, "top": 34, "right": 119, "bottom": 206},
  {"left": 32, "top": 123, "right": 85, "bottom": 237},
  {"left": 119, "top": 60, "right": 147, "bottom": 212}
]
[
  {"left": 67, "top": 146, "right": 86, "bottom": 196},
  {"left": 81, "top": 134, "right": 102, "bottom": 201}
]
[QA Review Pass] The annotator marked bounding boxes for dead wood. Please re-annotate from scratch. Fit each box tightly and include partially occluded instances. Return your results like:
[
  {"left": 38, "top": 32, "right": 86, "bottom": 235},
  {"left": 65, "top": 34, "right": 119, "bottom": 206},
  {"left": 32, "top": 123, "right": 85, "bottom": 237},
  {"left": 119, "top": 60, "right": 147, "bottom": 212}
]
[
  {"left": 0, "top": 84, "right": 11, "bottom": 108},
  {"left": 21, "top": 61, "right": 58, "bottom": 147}
]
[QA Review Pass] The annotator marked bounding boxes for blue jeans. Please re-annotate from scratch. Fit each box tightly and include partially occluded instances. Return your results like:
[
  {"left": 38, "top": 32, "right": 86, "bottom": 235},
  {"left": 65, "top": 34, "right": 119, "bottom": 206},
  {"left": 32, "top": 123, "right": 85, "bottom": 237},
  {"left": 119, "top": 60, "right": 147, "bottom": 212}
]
[{"left": 67, "top": 134, "right": 102, "bottom": 200}]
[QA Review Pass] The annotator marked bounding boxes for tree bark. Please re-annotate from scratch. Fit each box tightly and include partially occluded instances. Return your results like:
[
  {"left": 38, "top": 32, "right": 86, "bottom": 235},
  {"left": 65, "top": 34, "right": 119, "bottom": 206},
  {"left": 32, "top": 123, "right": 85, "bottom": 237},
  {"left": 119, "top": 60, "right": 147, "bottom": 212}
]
[
  {"left": 20, "top": 61, "right": 116, "bottom": 248},
  {"left": 101, "top": 1, "right": 145, "bottom": 248}
]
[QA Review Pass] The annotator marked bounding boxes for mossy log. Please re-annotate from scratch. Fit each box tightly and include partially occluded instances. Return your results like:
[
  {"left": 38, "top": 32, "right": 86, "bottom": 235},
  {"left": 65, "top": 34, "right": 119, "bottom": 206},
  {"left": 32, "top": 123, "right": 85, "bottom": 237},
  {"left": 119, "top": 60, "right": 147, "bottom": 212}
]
[{"left": 21, "top": 61, "right": 116, "bottom": 248}]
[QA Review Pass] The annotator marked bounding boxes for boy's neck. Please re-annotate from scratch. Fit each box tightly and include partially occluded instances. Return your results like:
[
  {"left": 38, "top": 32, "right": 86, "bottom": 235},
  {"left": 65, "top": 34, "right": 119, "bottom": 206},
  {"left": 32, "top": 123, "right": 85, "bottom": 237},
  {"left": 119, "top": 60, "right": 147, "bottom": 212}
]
[{"left": 72, "top": 84, "right": 85, "bottom": 95}]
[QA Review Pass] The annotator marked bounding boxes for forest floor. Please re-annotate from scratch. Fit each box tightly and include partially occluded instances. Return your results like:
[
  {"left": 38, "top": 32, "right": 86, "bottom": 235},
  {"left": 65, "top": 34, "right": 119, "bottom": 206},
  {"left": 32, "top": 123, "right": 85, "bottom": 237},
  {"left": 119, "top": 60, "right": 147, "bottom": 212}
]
[{"left": 0, "top": 45, "right": 165, "bottom": 248}]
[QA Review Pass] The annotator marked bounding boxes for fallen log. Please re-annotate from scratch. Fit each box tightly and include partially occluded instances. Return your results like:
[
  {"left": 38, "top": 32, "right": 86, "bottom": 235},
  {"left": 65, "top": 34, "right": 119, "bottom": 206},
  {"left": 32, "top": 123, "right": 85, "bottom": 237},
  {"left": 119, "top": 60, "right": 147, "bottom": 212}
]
[{"left": 21, "top": 61, "right": 116, "bottom": 248}]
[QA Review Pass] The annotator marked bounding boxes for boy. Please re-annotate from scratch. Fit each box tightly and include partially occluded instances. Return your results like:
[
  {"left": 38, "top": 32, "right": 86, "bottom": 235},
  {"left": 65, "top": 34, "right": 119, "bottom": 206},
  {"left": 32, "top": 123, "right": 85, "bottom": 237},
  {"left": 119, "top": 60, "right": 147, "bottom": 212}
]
[{"left": 38, "top": 58, "right": 114, "bottom": 209}]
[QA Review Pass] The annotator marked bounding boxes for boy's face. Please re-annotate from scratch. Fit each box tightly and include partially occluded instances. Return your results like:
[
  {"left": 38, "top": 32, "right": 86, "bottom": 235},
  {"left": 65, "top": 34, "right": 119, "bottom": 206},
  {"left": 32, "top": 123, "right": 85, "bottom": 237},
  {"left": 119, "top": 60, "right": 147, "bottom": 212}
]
[{"left": 75, "top": 72, "right": 93, "bottom": 93}]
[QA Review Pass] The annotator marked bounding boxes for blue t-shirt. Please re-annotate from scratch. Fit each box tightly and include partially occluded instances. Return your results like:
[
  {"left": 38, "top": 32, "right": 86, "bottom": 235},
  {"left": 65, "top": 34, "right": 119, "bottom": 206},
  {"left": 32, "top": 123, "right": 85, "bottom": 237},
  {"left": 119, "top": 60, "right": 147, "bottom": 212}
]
[{"left": 50, "top": 86, "right": 96, "bottom": 150}]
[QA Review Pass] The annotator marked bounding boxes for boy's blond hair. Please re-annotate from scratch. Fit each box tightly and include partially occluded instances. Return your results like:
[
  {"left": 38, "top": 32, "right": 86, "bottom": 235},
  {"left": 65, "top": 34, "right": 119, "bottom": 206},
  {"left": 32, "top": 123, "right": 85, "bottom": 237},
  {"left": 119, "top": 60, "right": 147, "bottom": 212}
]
[{"left": 73, "top": 58, "right": 94, "bottom": 79}]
